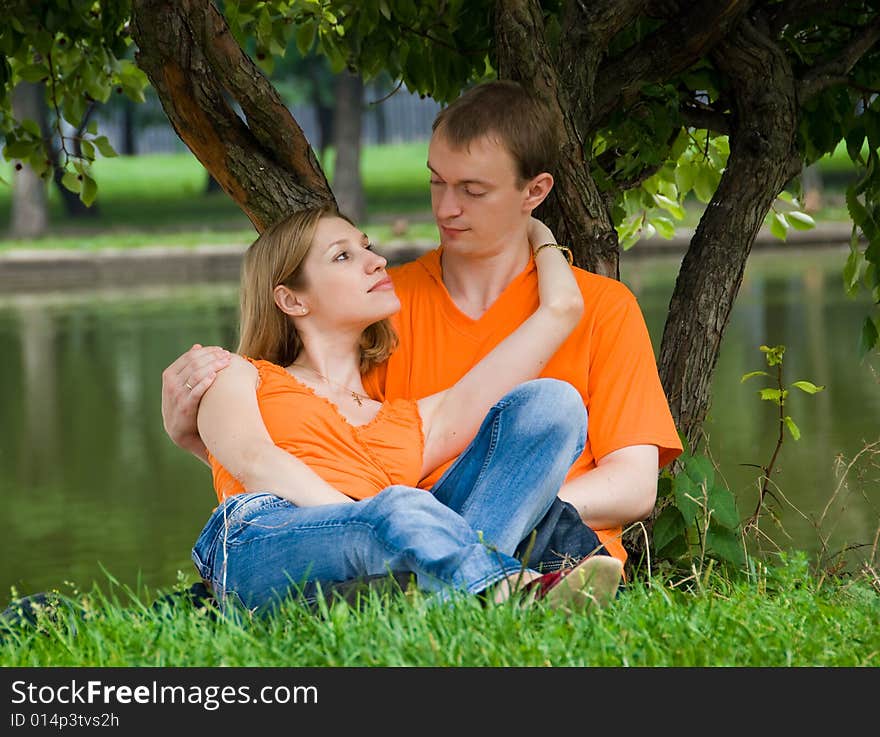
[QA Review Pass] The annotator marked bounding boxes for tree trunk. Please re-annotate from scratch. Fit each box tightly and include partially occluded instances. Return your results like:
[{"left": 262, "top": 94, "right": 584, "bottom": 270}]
[
  {"left": 332, "top": 70, "right": 365, "bottom": 223},
  {"left": 10, "top": 82, "right": 48, "bottom": 238},
  {"left": 121, "top": 97, "right": 137, "bottom": 156},
  {"left": 657, "top": 18, "right": 800, "bottom": 451},
  {"left": 494, "top": 0, "right": 619, "bottom": 278},
  {"left": 130, "top": 0, "right": 334, "bottom": 233},
  {"left": 306, "top": 58, "right": 335, "bottom": 162}
]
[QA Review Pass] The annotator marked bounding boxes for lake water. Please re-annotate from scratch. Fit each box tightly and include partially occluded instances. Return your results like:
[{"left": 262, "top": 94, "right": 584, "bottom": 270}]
[{"left": 1, "top": 245, "right": 877, "bottom": 603}]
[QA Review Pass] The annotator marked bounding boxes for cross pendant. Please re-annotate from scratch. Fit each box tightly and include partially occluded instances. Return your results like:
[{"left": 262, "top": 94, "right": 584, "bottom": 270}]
[{"left": 351, "top": 392, "right": 363, "bottom": 407}]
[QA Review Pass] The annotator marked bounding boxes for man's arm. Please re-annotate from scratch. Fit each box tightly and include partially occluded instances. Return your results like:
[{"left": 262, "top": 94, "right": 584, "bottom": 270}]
[
  {"left": 161, "top": 344, "right": 231, "bottom": 465},
  {"left": 558, "top": 444, "right": 659, "bottom": 530}
]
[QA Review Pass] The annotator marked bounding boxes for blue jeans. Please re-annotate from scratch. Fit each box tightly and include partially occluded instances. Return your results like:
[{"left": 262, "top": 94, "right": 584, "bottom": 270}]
[{"left": 192, "top": 379, "right": 588, "bottom": 612}]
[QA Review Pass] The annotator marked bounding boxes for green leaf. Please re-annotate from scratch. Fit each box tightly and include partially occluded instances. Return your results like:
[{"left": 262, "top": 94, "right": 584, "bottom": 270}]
[
  {"left": 3, "top": 140, "right": 35, "bottom": 159},
  {"left": 858, "top": 315, "right": 879, "bottom": 360},
  {"left": 17, "top": 63, "right": 49, "bottom": 83},
  {"left": 705, "top": 485, "right": 739, "bottom": 530},
  {"left": 784, "top": 415, "right": 801, "bottom": 441},
  {"left": 674, "top": 162, "right": 695, "bottom": 194},
  {"left": 61, "top": 170, "right": 82, "bottom": 194},
  {"left": 92, "top": 136, "right": 117, "bottom": 158},
  {"left": 791, "top": 380, "right": 825, "bottom": 394},
  {"left": 787, "top": 211, "right": 816, "bottom": 230},
  {"left": 651, "top": 215, "right": 676, "bottom": 239},
  {"left": 20, "top": 119, "right": 40, "bottom": 137},
  {"left": 741, "top": 370, "right": 770, "bottom": 382},
  {"left": 80, "top": 173, "right": 97, "bottom": 207},
  {"left": 769, "top": 212, "right": 789, "bottom": 240},
  {"left": 296, "top": 20, "right": 316, "bottom": 56},
  {"left": 684, "top": 453, "right": 715, "bottom": 489},
  {"left": 759, "top": 388, "right": 783, "bottom": 402},
  {"left": 673, "top": 473, "right": 702, "bottom": 526},
  {"left": 843, "top": 245, "right": 862, "bottom": 296},
  {"left": 653, "top": 506, "right": 687, "bottom": 555},
  {"left": 653, "top": 193, "right": 685, "bottom": 220},
  {"left": 705, "top": 524, "right": 745, "bottom": 566},
  {"left": 693, "top": 166, "right": 716, "bottom": 203},
  {"left": 80, "top": 140, "right": 95, "bottom": 161}
]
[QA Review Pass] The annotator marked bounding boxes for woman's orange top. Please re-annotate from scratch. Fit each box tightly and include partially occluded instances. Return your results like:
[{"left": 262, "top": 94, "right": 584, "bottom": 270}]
[{"left": 208, "top": 358, "right": 424, "bottom": 503}]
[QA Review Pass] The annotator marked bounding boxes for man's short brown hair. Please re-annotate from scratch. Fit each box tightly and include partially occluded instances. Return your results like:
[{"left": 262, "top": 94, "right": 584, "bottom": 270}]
[{"left": 432, "top": 80, "right": 558, "bottom": 184}]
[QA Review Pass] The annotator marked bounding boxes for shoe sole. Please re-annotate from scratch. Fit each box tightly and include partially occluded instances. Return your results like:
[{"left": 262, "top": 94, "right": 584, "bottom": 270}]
[{"left": 542, "top": 555, "right": 623, "bottom": 612}]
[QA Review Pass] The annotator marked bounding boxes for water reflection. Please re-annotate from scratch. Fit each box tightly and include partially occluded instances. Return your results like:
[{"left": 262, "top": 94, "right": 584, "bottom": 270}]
[
  {"left": 1, "top": 251, "right": 877, "bottom": 601},
  {"left": 624, "top": 247, "right": 879, "bottom": 563}
]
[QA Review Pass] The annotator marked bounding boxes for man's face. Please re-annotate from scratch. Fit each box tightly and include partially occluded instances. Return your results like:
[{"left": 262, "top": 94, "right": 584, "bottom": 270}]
[{"left": 427, "top": 131, "right": 532, "bottom": 257}]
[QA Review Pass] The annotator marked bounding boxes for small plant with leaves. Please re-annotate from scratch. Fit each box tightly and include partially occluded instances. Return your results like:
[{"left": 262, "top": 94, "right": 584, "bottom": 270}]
[
  {"left": 652, "top": 344, "right": 826, "bottom": 575},
  {"left": 740, "top": 344, "right": 825, "bottom": 533},
  {"left": 652, "top": 438, "right": 744, "bottom": 574}
]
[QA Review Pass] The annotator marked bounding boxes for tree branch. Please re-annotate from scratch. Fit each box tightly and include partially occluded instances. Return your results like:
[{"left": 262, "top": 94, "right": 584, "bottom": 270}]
[
  {"left": 557, "top": 0, "right": 649, "bottom": 132},
  {"left": 591, "top": 0, "right": 751, "bottom": 129},
  {"left": 766, "top": 0, "right": 847, "bottom": 36},
  {"left": 799, "top": 16, "right": 880, "bottom": 102},
  {"left": 680, "top": 103, "right": 731, "bottom": 135},
  {"left": 130, "top": 0, "right": 333, "bottom": 231}
]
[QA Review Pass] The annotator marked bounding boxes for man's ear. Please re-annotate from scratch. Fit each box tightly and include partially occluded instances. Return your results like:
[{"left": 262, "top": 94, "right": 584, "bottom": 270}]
[
  {"left": 522, "top": 172, "right": 554, "bottom": 211},
  {"left": 274, "top": 285, "right": 309, "bottom": 317}
]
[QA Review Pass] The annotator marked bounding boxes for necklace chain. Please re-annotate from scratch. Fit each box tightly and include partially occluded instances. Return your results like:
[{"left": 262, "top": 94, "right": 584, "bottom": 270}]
[{"left": 290, "top": 363, "right": 370, "bottom": 407}]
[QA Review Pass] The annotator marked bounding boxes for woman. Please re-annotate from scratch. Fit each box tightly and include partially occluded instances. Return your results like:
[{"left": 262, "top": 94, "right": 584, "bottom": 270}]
[{"left": 192, "top": 205, "right": 622, "bottom": 613}]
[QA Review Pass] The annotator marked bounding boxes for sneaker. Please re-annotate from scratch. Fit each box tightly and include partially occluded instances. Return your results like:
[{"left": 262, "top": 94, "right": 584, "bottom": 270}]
[{"left": 523, "top": 555, "right": 623, "bottom": 611}]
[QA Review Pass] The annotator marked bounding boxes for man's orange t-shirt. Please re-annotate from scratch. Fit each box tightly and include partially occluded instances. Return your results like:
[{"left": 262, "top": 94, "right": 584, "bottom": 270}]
[{"left": 363, "top": 248, "right": 682, "bottom": 564}]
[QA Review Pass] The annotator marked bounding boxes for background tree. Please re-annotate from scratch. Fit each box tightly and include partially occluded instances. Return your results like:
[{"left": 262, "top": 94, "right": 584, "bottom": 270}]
[{"left": 3, "top": 0, "right": 879, "bottom": 552}]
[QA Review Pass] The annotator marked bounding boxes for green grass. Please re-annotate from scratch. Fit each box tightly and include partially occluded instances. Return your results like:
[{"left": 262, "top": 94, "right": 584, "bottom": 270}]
[
  {"left": 1, "top": 555, "right": 876, "bottom": 666},
  {"left": 0, "top": 141, "right": 435, "bottom": 250}
]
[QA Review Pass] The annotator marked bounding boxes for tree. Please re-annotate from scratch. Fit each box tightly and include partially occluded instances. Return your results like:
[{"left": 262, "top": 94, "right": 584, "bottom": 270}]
[
  {"left": 9, "top": 81, "right": 48, "bottom": 237},
  {"left": 3, "top": 0, "right": 879, "bottom": 539}
]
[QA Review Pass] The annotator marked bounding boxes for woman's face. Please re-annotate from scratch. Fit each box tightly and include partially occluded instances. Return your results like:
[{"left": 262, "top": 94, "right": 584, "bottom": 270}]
[{"left": 295, "top": 216, "right": 400, "bottom": 329}]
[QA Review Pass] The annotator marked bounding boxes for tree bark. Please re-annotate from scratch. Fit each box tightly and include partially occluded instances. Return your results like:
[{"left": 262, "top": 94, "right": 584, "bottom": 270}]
[
  {"left": 130, "top": 0, "right": 334, "bottom": 232},
  {"left": 10, "top": 82, "right": 48, "bottom": 239},
  {"left": 332, "top": 70, "right": 366, "bottom": 223},
  {"left": 657, "top": 19, "right": 800, "bottom": 451},
  {"left": 494, "top": 0, "right": 620, "bottom": 278}
]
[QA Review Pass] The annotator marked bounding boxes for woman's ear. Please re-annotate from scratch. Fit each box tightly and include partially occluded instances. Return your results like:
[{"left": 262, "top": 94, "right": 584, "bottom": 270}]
[
  {"left": 522, "top": 172, "right": 554, "bottom": 212},
  {"left": 274, "top": 285, "right": 309, "bottom": 317}
]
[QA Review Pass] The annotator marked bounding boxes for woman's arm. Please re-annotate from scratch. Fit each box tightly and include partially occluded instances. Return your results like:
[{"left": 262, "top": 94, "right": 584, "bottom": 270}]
[
  {"left": 417, "top": 219, "right": 583, "bottom": 477},
  {"left": 197, "top": 355, "right": 355, "bottom": 506}
]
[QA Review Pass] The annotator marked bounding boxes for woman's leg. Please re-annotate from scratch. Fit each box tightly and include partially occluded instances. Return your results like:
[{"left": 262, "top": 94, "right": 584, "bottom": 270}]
[
  {"left": 429, "top": 378, "right": 588, "bottom": 557},
  {"left": 191, "top": 487, "right": 526, "bottom": 613}
]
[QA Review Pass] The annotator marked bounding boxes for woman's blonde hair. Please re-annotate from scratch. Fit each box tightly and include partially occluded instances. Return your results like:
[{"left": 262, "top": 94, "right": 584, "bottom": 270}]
[{"left": 237, "top": 204, "right": 398, "bottom": 372}]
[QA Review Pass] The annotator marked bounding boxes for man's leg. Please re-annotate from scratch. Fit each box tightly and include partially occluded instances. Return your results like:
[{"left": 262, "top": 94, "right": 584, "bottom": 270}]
[
  {"left": 514, "top": 497, "right": 610, "bottom": 573},
  {"left": 429, "top": 378, "right": 588, "bottom": 557}
]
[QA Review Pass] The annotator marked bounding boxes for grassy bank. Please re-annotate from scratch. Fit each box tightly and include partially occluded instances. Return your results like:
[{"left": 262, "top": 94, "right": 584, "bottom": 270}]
[
  {"left": 0, "top": 142, "right": 439, "bottom": 251},
  {"left": 1, "top": 554, "right": 876, "bottom": 667},
  {"left": 0, "top": 139, "right": 862, "bottom": 251}
]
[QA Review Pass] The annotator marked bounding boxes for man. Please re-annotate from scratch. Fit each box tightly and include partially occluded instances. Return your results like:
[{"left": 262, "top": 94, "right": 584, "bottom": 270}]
[{"left": 162, "top": 80, "right": 682, "bottom": 570}]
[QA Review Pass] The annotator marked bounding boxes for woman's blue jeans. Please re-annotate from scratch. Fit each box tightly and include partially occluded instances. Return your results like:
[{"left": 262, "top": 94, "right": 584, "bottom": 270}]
[{"left": 192, "top": 379, "right": 589, "bottom": 612}]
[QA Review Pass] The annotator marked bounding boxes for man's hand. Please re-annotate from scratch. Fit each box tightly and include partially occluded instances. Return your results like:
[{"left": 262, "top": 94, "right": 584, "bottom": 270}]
[{"left": 161, "top": 344, "right": 231, "bottom": 464}]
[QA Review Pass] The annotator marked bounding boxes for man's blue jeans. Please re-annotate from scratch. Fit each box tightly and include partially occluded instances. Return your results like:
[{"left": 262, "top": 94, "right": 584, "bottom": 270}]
[{"left": 192, "top": 379, "right": 593, "bottom": 612}]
